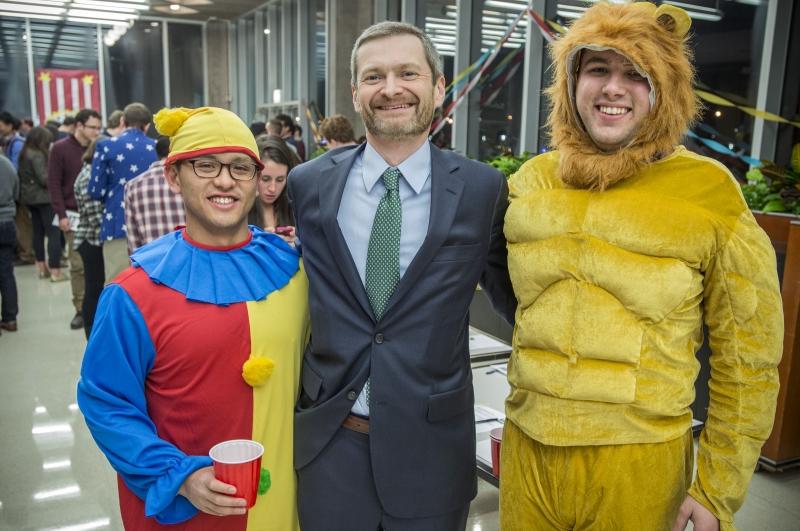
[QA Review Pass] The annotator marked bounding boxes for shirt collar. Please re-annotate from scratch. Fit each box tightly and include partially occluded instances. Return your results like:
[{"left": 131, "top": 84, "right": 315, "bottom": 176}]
[{"left": 361, "top": 140, "right": 431, "bottom": 195}]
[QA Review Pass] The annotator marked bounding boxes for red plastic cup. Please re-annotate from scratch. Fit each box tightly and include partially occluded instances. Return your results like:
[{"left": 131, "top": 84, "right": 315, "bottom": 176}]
[
  {"left": 489, "top": 427, "right": 503, "bottom": 478},
  {"left": 209, "top": 439, "right": 264, "bottom": 508}
]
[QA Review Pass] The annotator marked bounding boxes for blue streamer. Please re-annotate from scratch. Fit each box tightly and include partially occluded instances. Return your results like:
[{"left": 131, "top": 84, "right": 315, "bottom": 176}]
[{"left": 686, "top": 130, "right": 762, "bottom": 167}]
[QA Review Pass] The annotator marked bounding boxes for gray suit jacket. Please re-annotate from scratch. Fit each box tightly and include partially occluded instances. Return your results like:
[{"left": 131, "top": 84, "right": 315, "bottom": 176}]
[{"left": 288, "top": 143, "right": 515, "bottom": 518}]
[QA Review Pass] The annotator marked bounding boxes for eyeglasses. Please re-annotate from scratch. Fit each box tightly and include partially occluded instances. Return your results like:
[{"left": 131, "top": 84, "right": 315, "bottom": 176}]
[{"left": 185, "top": 159, "right": 259, "bottom": 181}]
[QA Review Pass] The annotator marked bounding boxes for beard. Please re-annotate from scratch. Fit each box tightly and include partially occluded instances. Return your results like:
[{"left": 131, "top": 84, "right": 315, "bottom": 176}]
[{"left": 360, "top": 93, "right": 435, "bottom": 140}]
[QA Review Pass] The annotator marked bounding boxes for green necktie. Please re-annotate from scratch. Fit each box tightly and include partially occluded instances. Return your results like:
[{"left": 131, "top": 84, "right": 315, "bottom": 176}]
[
  {"left": 363, "top": 167, "right": 402, "bottom": 406},
  {"left": 365, "top": 167, "right": 402, "bottom": 319}
]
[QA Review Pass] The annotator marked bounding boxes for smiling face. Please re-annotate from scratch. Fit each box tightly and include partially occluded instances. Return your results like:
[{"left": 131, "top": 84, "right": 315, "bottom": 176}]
[
  {"left": 352, "top": 33, "right": 445, "bottom": 142},
  {"left": 574, "top": 49, "right": 652, "bottom": 152},
  {"left": 257, "top": 158, "right": 288, "bottom": 207},
  {"left": 166, "top": 152, "right": 257, "bottom": 247}
]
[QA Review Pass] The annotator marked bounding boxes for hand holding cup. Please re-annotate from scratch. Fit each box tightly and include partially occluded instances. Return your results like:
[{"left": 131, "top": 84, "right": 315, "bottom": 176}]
[{"left": 179, "top": 466, "right": 248, "bottom": 516}]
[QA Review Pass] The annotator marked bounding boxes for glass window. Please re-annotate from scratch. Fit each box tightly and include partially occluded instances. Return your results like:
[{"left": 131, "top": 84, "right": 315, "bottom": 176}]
[
  {"left": 477, "top": 2, "right": 527, "bottom": 160},
  {"left": 30, "top": 20, "right": 99, "bottom": 122},
  {"left": 690, "top": 2, "right": 767, "bottom": 178},
  {"left": 775, "top": 4, "right": 799, "bottom": 164},
  {"left": 267, "top": 5, "right": 282, "bottom": 102},
  {"left": 0, "top": 19, "right": 32, "bottom": 121},
  {"left": 423, "top": 0, "right": 456, "bottom": 149},
  {"left": 237, "top": 15, "right": 256, "bottom": 120},
  {"left": 103, "top": 21, "right": 165, "bottom": 117},
  {"left": 313, "top": 0, "right": 326, "bottom": 118},
  {"left": 168, "top": 22, "right": 204, "bottom": 108},
  {"left": 285, "top": 0, "right": 298, "bottom": 100}
]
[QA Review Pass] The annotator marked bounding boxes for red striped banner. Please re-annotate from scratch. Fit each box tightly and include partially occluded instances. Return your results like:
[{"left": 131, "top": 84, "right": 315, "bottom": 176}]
[{"left": 35, "top": 68, "right": 101, "bottom": 124}]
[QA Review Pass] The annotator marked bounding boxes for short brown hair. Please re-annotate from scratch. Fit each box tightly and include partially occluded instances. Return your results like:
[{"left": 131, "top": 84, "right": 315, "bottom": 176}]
[
  {"left": 107, "top": 109, "right": 124, "bottom": 128},
  {"left": 319, "top": 115, "right": 356, "bottom": 144},
  {"left": 75, "top": 108, "right": 101, "bottom": 126},
  {"left": 350, "top": 22, "right": 442, "bottom": 86},
  {"left": 123, "top": 102, "right": 152, "bottom": 129}
]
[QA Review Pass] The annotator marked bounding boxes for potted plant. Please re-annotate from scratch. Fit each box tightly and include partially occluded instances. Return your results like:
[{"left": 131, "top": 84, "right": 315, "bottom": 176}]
[
  {"left": 485, "top": 151, "right": 534, "bottom": 179},
  {"left": 741, "top": 143, "right": 800, "bottom": 215}
]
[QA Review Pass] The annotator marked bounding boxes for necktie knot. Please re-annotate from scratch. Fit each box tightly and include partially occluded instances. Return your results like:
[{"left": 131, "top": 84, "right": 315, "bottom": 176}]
[{"left": 382, "top": 167, "right": 400, "bottom": 192}]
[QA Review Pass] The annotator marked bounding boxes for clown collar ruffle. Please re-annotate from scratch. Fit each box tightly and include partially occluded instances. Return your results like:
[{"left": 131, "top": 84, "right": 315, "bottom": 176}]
[{"left": 130, "top": 227, "right": 299, "bottom": 305}]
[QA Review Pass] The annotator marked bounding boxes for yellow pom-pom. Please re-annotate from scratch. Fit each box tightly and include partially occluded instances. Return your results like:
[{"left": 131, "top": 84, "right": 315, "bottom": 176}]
[
  {"left": 154, "top": 107, "right": 191, "bottom": 137},
  {"left": 242, "top": 355, "right": 275, "bottom": 387}
]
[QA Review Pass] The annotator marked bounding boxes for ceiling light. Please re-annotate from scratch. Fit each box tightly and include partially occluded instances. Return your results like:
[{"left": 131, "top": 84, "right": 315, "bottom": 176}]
[
  {"left": 0, "top": 3, "right": 65, "bottom": 15},
  {"left": 1, "top": 0, "right": 145, "bottom": 25},
  {"left": 68, "top": 9, "right": 138, "bottom": 20},
  {"left": 484, "top": 0, "right": 529, "bottom": 11},
  {"left": 71, "top": 0, "right": 147, "bottom": 11},
  {"left": 152, "top": 3, "right": 198, "bottom": 14},
  {"left": 0, "top": 11, "right": 61, "bottom": 20},
  {"left": 264, "top": 28, "right": 270, "bottom": 35}
]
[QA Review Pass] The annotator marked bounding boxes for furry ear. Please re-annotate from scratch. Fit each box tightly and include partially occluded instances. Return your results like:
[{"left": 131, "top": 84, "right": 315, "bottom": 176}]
[{"left": 655, "top": 4, "right": 691, "bottom": 37}]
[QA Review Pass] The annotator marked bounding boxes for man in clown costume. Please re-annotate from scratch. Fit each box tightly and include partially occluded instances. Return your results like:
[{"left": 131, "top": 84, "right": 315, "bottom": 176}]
[
  {"left": 77, "top": 106, "right": 309, "bottom": 530},
  {"left": 502, "top": 2, "right": 783, "bottom": 531}
]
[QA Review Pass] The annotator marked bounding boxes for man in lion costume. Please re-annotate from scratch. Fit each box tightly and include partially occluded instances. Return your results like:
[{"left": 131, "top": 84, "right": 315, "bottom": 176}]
[{"left": 501, "top": 2, "right": 783, "bottom": 530}]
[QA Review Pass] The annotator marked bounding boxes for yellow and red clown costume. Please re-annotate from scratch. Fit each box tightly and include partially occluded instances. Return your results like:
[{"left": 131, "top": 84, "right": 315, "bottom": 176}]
[
  {"left": 501, "top": 2, "right": 783, "bottom": 530},
  {"left": 78, "top": 107, "right": 309, "bottom": 531}
]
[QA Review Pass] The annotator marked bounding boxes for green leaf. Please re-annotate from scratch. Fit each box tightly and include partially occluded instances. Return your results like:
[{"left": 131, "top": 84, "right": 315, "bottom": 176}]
[
  {"left": 483, "top": 152, "right": 534, "bottom": 178},
  {"left": 745, "top": 167, "right": 764, "bottom": 182},
  {"left": 791, "top": 143, "right": 800, "bottom": 173},
  {"left": 762, "top": 199, "right": 787, "bottom": 212}
]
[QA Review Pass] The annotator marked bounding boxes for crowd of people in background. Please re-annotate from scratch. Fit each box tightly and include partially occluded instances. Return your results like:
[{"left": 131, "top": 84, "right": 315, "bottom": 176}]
[{"left": 0, "top": 102, "right": 358, "bottom": 341}]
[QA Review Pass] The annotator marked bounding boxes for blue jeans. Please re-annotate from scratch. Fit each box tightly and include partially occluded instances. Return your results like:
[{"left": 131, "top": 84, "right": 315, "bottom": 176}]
[{"left": 0, "top": 220, "right": 19, "bottom": 323}]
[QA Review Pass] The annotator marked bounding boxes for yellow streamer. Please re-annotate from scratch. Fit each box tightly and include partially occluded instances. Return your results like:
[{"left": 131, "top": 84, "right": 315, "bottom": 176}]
[{"left": 695, "top": 89, "right": 800, "bottom": 128}]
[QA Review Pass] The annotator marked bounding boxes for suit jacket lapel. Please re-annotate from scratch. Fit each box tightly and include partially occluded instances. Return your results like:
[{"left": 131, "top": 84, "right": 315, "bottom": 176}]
[
  {"left": 384, "top": 144, "right": 464, "bottom": 316},
  {"left": 318, "top": 144, "right": 375, "bottom": 321}
]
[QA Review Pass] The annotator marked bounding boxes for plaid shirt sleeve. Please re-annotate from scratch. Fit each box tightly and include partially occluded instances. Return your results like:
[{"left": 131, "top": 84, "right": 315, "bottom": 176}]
[
  {"left": 124, "top": 162, "right": 185, "bottom": 252},
  {"left": 74, "top": 163, "right": 106, "bottom": 247}
]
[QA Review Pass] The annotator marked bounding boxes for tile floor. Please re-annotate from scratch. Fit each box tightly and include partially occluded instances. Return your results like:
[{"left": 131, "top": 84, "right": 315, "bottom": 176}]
[{"left": 1, "top": 263, "right": 799, "bottom": 531}]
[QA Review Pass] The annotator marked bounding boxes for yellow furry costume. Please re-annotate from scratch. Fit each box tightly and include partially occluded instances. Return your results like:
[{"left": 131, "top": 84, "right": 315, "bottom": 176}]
[{"left": 501, "top": 3, "right": 784, "bottom": 530}]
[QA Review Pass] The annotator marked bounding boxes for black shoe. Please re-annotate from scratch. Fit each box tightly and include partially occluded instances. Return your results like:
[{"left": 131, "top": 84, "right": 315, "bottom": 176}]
[{"left": 70, "top": 313, "right": 84, "bottom": 330}]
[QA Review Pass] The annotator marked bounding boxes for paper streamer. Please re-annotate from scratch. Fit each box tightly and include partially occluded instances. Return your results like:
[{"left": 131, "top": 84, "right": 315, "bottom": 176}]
[{"left": 686, "top": 130, "right": 762, "bottom": 167}]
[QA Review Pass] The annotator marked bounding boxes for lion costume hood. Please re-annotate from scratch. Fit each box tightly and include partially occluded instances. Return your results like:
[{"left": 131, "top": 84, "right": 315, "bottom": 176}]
[{"left": 547, "top": 1, "right": 700, "bottom": 190}]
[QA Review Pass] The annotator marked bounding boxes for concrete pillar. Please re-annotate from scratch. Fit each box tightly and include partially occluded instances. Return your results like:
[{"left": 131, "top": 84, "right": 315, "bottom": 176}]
[
  {"left": 205, "top": 20, "right": 231, "bottom": 109},
  {"left": 327, "top": 0, "right": 374, "bottom": 137}
]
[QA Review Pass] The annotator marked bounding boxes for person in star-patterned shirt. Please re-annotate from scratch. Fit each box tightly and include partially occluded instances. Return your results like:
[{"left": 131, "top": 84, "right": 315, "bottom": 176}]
[{"left": 89, "top": 103, "right": 157, "bottom": 280}]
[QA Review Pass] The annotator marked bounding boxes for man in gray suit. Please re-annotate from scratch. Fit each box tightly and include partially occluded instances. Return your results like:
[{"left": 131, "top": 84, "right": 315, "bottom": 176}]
[{"left": 288, "top": 21, "right": 515, "bottom": 531}]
